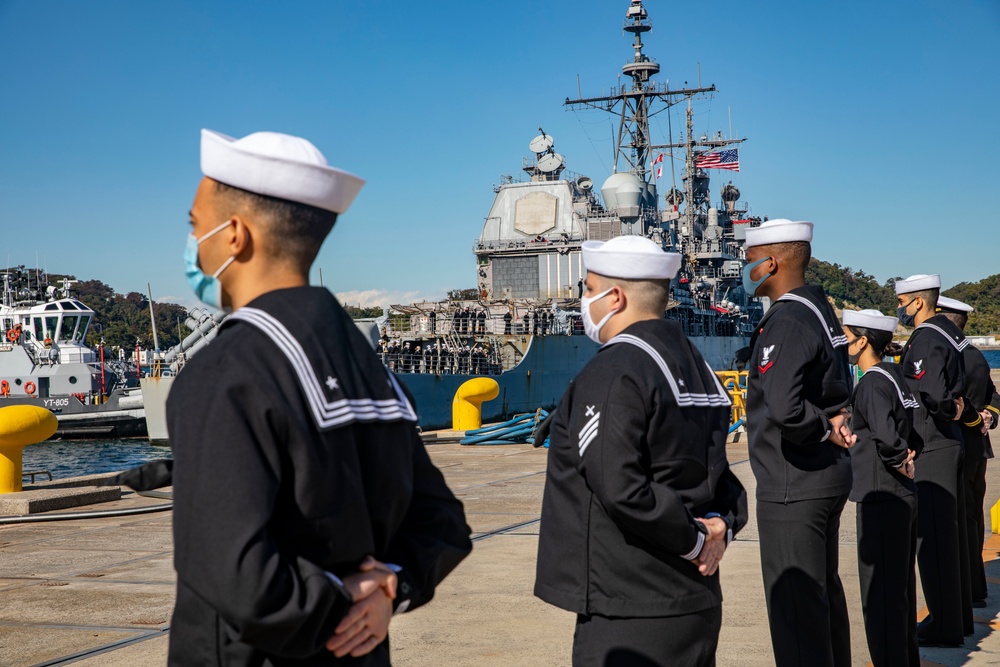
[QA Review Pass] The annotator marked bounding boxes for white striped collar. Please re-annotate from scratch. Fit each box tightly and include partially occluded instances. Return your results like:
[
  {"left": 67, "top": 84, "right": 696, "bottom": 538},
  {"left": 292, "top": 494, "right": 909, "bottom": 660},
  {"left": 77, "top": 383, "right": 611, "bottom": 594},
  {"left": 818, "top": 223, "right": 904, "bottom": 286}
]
[
  {"left": 229, "top": 307, "right": 417, "bottom": 430},
  {"left": 776, "top": 292, "right": 848, "bottom": 348},
  {"left": 915, "top": 321, "right": 969, "bottom": 352},
  {"left": 864, "top": 366, "right": 920, "bottom": 409},
  {"left": 604, "top": 333, "right": 730, "bottom": 408}
]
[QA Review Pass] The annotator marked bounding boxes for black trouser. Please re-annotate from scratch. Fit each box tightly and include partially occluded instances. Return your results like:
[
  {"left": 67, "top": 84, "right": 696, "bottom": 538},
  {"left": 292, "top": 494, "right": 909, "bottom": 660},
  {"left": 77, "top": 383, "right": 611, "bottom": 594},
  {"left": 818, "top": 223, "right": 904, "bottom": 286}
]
[
  {"left": 915, "top": 444, "right": 965, "bottom": 644},
  {"left": 963, "top": 442, "right": 989, "bottom": 601},
  {"left": 856, "top": 496, "right": 920, "bottom": 667},
  {"left": 572, "top": 607, "right": 722, "bottom": 667},
  {"left": 757, "top": 495, "right": 851, "bottom": 667}
]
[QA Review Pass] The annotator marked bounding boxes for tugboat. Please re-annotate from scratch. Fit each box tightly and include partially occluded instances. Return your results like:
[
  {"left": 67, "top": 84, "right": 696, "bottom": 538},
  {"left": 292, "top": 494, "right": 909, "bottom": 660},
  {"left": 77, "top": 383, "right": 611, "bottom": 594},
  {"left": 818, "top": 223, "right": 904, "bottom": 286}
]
[
  {"left": 0, "top": 267, "right": 145, "bottom": 439},
  {"left": 379, "top": 0, "right": 764, "bottom": 429}
]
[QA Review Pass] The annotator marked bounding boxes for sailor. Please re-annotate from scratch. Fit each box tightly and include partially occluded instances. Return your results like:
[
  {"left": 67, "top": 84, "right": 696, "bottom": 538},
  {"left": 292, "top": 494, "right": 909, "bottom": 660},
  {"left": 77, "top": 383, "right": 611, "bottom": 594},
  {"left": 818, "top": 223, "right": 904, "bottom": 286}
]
[
  {"left": 743, "top": 219, "right": 855, "bottom": 667},
  {"left": 540, "top": 310, "right": 548, "bottom": 336},
  {"left": 842, "top": 309, "right": 920, "bottom": 667},
  {"left": 169, "top": 129, "right": 471, "bottom": 666},
  {"left": 535, "top": 235, "right": 747, "bottom": 667},
  {"left": 463, "top": 306, "right": 472, "bottom": 335},
  {"left": 503, "top": 310, "right": 512, "bottom": 335},
  {"left": 477, "top": 308, "right": 486, "bottom": 334},
  {"left": 936, "top": 295, "right": 998, "bottom": 608},
  {"left": 521, "top": 310, "right": 529, "bottom": 334},
  {"left": 401, "top": 341, "right": 411, "bottom": 373},
  {"left": 896, "top": 274, "right": 970, "bottom": 646},
  {"left": 531, "top": 309, "right": 539, "bottom": 335},
  {"left": 428, "top": 309, "right": 436, "bottom": 333}
]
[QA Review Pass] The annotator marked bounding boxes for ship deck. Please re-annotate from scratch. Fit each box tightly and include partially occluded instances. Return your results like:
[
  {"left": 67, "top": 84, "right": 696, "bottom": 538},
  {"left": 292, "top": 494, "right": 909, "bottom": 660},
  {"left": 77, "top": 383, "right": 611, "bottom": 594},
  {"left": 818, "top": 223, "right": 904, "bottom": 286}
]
[{"left": 3, "top": 427, "right": 1000, "bottom": 665}]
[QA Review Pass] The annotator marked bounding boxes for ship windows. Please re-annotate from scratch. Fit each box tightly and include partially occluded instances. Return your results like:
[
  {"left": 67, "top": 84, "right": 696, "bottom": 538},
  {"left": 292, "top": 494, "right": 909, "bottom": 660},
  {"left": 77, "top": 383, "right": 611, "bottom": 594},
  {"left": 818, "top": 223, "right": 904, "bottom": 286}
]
[
  {"left": 78, "top": 316, "right": 91, "bottom": 341},
  {"left": 61, "top": 315, "right": 80, "bottom": 343},
  {"left": 44, "top": 303, "right": 59, "bottom": 311}
]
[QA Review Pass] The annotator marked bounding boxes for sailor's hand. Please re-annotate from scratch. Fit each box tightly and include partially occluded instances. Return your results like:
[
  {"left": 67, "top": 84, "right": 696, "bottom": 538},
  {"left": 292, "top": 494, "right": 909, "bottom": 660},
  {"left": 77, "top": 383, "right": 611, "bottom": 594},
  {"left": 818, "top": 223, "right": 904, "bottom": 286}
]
[
  {"left": 343, "top": 556, "right": 397, "bottom": 602},
  {"left": 953, "top": 397, "right": 965, "bottom": 420},
  {"left": 828, "top": 413, "right": 856, "bottom": 449},
  {"left": 981, "top": 410, "right": 992, "bottom": 434},
  {"left": 327, "top": 588, "right": 393, "bottom": 658},
  {"left": 692, "top": 518, "right": 728, "bottom": 577},
  {"left": 897, "top": 449, "right": 916, "bottom": 479}
]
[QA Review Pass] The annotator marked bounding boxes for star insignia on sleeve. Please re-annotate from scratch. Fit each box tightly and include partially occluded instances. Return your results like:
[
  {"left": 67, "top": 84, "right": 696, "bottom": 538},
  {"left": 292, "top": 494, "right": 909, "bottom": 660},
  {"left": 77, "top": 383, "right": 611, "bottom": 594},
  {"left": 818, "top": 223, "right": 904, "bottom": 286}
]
[{"left": 325, "top": 376, "right": 340, "bottom": 391}]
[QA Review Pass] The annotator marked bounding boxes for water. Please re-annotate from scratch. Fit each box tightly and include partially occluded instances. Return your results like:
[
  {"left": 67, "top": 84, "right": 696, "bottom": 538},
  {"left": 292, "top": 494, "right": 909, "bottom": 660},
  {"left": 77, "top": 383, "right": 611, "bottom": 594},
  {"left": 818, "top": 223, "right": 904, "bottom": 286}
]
[
  {"left": 12, "top": 349, "right": 998, "bottom": 480},
  {"left": 21, "top": 439, "right": 171, "bottom": 480}
]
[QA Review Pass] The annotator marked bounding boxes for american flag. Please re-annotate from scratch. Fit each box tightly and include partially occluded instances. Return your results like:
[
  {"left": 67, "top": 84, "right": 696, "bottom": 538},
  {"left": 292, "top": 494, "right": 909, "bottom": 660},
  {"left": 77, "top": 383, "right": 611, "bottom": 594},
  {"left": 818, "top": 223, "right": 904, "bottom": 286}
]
[{"left": 695, "top": 149, "right": 740, "bottom": 171}]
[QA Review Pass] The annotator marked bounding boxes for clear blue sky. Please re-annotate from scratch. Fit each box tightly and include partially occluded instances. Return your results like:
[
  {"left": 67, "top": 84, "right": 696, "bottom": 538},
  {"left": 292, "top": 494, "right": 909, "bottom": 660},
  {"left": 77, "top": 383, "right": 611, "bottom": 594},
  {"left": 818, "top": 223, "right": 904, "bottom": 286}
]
[{"left": 2, "top": 0, "right": 998, "bottom": 308}]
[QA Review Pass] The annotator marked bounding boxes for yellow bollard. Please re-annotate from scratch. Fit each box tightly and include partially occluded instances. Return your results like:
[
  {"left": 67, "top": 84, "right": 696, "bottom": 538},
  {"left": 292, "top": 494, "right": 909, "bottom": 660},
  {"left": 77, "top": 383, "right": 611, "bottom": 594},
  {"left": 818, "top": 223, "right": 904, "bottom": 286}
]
[
  {"left": 452, "top": 378, "right": 500, "bottom": 431},
  {"left": 0, "top": 405, "right": 58, "bottom": 493},
  {"left": 991, "top": 499, "right": 1000, "bottom": 534}
]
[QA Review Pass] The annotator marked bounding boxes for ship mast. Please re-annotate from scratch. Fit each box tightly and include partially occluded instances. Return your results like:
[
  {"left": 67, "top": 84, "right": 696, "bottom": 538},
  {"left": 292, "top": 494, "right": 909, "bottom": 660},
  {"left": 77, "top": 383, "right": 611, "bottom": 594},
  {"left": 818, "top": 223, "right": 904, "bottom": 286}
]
[{"left": 564, "top": 0, "right": 714, "bottom": 187}]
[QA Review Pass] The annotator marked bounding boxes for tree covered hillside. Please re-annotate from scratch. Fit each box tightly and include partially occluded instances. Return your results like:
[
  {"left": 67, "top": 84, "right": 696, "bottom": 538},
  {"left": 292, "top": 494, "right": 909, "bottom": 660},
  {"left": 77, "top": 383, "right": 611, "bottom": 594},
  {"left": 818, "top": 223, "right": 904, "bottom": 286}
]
[{"left": 806, "top": 259, "right": 1000, "bottom": 335}]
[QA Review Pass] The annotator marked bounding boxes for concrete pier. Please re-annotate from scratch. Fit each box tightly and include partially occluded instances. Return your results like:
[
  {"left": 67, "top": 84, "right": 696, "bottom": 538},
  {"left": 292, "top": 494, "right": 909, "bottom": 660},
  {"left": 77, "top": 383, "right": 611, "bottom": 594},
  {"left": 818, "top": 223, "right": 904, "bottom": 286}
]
[{"left": 2, "top": 430, "right": 1000, "bottom": 666}]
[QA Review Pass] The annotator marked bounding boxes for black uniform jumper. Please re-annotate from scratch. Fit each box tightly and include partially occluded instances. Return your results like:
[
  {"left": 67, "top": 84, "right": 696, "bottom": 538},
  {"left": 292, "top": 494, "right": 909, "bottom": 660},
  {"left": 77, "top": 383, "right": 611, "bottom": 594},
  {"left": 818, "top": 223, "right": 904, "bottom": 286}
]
[
  {"left": 849, "top": 363, "right": 920, "bottom": 667},
  {"left": 959, "top": 344, "right": 998, "bottom": 602},
  {"left": 168, "top": 288, "right": 472, "bottom": 666},
  {"left": 535, "top": 319, "right": 747, "bottom": 667},
  {"left": 901, "top": 315, "right": 968, "bottom": 645},
  {"left": 746, "top": 285, "right": 853, "bottom": 667}
]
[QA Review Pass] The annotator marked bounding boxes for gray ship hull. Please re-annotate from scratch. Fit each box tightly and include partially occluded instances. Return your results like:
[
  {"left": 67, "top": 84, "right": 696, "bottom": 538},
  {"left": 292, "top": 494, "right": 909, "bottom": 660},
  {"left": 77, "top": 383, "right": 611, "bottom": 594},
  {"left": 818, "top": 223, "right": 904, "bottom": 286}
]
[{"left": 395, "top": 333, "right": 745, "bottom": 432}]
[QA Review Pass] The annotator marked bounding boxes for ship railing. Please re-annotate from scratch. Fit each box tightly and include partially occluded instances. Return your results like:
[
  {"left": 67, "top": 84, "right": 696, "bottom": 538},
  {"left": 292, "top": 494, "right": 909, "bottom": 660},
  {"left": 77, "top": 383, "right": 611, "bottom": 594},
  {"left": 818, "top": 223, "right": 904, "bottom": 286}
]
[{"left": 376, "top": 337, "right": 513, "bottom": 376}]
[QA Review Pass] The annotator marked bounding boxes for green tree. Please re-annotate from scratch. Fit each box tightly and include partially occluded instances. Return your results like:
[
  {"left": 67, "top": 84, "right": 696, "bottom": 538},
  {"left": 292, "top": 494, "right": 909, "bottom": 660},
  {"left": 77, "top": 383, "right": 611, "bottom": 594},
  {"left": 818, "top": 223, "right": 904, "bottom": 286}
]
[{"left": 943, "top": 274, "right": 1000, "bottom": 335}]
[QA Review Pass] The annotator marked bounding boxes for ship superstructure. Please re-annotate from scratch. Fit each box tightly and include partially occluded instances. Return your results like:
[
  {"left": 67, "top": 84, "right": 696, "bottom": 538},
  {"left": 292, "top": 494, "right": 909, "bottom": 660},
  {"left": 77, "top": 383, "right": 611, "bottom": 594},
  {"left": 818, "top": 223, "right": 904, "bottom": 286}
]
[{"left": 473, "top": 0, "right": 762, "bottom": 343}]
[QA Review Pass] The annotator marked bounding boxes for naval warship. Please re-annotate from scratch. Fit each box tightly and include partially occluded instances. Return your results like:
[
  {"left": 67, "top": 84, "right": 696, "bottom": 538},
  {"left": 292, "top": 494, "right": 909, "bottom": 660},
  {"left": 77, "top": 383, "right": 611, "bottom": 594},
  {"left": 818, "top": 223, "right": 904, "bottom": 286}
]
[
  {"left": 379, "top": 0, "right": 764, "bottom": 429},
  {"left": 0, "top": 267, "right": 146, "bottom": 439},
  {"left": 143, "top": 0, "right": 767, "bottom": 439}
]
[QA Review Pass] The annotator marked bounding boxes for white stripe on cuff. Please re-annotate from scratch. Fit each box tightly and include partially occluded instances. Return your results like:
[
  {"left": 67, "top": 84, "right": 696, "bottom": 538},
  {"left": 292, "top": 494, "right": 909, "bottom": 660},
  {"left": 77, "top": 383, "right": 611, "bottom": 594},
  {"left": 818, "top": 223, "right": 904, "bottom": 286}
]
[{"left": 680, "top": 531, "right": 706, "bottom": 560}]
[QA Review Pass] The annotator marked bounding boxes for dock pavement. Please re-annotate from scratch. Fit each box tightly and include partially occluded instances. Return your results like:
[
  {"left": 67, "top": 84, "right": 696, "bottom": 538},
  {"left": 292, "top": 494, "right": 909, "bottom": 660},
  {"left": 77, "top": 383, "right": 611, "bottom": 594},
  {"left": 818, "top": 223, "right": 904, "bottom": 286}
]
[{"left": 2, "top": 430, "right": 1000, "bottom": 666}]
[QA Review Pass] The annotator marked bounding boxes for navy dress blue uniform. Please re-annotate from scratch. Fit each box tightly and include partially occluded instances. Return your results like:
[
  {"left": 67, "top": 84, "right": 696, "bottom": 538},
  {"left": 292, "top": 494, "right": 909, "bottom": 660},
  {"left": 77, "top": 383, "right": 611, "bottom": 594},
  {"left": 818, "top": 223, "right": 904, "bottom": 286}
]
[
  {"left": 901, "top": 314, "right": 969, "bottom": 644},
  {"left": 849, "top": 363, "right": 920, "bottom": 667},
  {"left": 958, "top": 344, "right": 998, "bottom": 603},
  {"left": 168, "top": 287, "right": 472, "bottom": 666},
  {"left": 746, "top": 285, "right": 853, "bottom": 667},
  {"left": 535, "top": 319, "right": 747, "bottom": 667}
]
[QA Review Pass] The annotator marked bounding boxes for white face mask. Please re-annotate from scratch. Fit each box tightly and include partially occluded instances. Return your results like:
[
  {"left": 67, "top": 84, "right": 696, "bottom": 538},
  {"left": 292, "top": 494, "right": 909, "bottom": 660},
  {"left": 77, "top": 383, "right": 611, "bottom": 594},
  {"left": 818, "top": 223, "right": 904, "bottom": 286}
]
[{"left": 580, "top": 287, "right": 618, "bottom": 344}]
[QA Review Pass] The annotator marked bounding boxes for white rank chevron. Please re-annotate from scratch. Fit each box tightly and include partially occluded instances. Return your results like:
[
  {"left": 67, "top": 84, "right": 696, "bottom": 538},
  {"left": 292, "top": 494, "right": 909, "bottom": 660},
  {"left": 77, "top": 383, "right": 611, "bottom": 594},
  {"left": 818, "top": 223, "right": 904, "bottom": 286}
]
[
  {"left": 230, "top": 308, "right": 418, "bottom": 429},
  {"left": 865, "top": 366, "right": 920, "bottom": 409},
  {"left": 578, "top": 410, "right": 600, "bottom": 457},
  {"left": 604, "top": 334, "right": 730, "bottom": 407}
]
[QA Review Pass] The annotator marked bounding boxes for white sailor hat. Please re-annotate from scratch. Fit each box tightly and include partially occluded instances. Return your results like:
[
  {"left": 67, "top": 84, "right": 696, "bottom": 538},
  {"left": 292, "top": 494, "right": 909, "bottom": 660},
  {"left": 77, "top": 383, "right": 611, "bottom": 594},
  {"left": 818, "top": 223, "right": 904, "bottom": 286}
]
[
  {"left": 936, "top": 296, "right": 974, "bottom": 313},
  {"left": 582, "top": 236, "right": 681, "bottom": 280},
  {"left": 894, "top": 274, "right": 941, "bottom": 295},
  {"left": 744, "top": 218, "right": 813, "bottom": 248},
  {"left": 842, "top": 309, "right": 898, "bottom": 333},
  {"left": 201, "top": 129, "right": 365, "bottom": 214}
]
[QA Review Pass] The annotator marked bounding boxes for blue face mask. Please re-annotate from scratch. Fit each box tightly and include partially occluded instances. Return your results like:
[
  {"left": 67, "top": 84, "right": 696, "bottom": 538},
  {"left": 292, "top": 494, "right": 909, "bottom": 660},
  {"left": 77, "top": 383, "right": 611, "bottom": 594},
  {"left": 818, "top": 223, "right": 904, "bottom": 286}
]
[
  {"left": 896, "top": 298, "right": 916, "bottom": 327},
  {"left": 184, "top": 220, "right": 236, "bottom": 311},
  {"left": 742, "top": 256, "right": 773, "bottom": 297}
]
